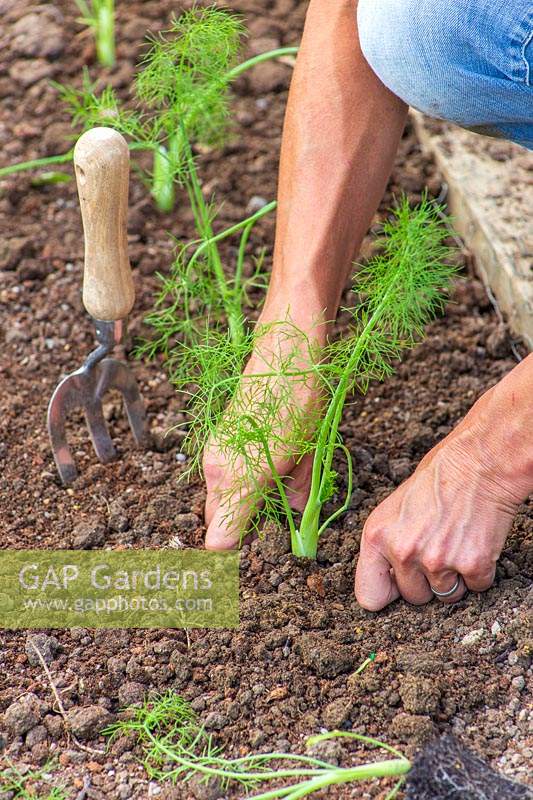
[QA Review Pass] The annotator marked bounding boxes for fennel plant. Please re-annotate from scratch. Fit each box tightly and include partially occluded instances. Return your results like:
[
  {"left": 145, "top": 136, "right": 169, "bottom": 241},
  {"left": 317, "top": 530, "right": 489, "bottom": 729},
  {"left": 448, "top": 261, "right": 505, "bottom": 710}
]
[
  {"left": 104, "top": 690, "right": 410, "bottom": 799},
  {"left": 169, "top": 197, "right": 456, "bottom": 557},
  {"left": 0, "top": 6, "right": 297, "bottom": 216},
  {"left": 75, "top": 0, "right": 115, "bottom": 66},
  {"left": 0, "top": 7, "right": 297, "bottom": 358}
]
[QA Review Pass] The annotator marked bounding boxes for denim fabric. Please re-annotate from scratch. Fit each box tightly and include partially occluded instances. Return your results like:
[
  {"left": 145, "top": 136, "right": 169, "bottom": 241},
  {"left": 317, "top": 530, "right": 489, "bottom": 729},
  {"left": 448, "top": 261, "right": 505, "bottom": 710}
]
[{"left": 357, "top": 0, "right": 533, "bottom": 149}]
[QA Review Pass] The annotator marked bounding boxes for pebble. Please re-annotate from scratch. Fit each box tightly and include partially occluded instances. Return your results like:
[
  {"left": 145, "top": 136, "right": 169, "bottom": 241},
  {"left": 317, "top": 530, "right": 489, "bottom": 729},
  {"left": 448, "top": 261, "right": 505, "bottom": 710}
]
[
  {"left": 11, "top": 10, "right": 65, "bottom": 58},
  {"left": 247, "top": 61, "right": 289, "bottom": 93},
  {"left": 3, "top": 693, "right": 43, "bottom": 736},
  {"left": 511, "top": 676, "right": 525, "bottom": 692},
  {"left": 71, "top": 517, "right": 107, "bottom": 549},
  {"left": 388, "top": 457, "right": 412, "bottom": 484},
  {"left": 460, "top": 628, "right": 485, "bottom": 646},
  {"left": 25, "top": 725, "right": 47, "bottom": 748},
  {"left": 203, "top": 712, "right": 228, "bottom": 731},
  {"left": 65, "top": 705, "right": 115, "bottom": 741},
  {"left": 9, "top": 58, "right": 57, "bottom": 87},
  {"left": 118, "top": 682, "right": 146, "bottom": 707},
  {"left": 176, "top": 452, "right": 187, "bottom": 463},
  {"left": 174, "top": 513, "right": 201, "bottom": 532},
  {"left": 25, "top": 633, "right": 59, "bottom": 666},
  {"left": 246, "top": 195, "right": 269, "bottom": 214},
  {"left": 491, "top": 621, "right": 502, "bottom": 636}
]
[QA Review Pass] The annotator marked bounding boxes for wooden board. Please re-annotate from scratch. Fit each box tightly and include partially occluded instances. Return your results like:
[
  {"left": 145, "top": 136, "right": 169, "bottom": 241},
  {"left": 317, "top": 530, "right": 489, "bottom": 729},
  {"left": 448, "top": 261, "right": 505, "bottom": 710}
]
[{"left": 412, "top": 113, "right": 533, "bottom": 350}]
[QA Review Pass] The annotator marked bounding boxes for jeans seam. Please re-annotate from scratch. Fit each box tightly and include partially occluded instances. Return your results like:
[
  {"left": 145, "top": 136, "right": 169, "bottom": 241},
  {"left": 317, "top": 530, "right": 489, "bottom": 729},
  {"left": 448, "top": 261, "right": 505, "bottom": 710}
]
[{"left": 522, "top": 27, "right": 533, "bottom": 86}]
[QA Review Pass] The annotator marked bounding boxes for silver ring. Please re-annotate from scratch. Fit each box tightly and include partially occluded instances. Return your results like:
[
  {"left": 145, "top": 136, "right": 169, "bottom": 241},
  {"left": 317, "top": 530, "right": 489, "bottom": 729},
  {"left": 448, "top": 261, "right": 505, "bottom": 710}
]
[{"left": 431, "top": 577, "right": 460, "bottom": 598}]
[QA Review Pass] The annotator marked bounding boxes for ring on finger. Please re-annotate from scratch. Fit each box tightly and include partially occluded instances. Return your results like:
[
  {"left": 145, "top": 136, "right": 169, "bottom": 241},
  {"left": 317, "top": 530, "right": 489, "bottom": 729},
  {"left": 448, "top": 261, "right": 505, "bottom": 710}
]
[{"left": 430, "top": 577, "right": 461, "bottom": 598}]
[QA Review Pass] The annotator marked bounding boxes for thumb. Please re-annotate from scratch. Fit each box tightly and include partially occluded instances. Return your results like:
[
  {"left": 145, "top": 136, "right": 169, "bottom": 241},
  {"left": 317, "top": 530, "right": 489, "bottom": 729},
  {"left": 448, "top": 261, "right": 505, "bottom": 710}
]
[{"left": 355, "top": 538, "right": 400, "bottom": 611}]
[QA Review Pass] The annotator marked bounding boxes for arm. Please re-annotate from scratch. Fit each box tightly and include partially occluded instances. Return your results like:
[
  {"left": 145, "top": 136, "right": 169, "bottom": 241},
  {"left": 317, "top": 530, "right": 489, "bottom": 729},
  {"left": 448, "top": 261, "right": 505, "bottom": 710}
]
[
  {"left": 204, "top": 0, "right": 407, "bottom": 547},
  {"left": 263, "top": 0, "right": 408, "bottom": 326}
]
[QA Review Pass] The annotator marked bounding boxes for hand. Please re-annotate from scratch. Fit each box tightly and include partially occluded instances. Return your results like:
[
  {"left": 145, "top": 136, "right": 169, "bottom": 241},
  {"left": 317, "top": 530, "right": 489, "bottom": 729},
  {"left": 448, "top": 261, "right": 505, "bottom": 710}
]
[
  {"left": 355, "top": 381, "right": 533, "bottom": 610},
  {"left": 203, "top": 303, "right": 325, "bottom": 550}
]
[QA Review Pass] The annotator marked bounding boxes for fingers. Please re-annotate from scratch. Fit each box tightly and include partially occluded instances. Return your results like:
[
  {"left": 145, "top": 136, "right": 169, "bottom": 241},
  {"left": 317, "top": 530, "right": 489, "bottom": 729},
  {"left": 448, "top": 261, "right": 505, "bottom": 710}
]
[
  {"left": 462, "top": 563, "right": 496, "bottom": 594},
  {"left": 355, "top": 535, "right": 401, "bottom": 611},
  {"left": 205, "top": 504, "right": 242, "bottom": 550},
  {"left": 423, "top": 570, "right": 466, "bottom": 604},
  {"left": 392, "top": 564, "right": 434, "bottom": 605},
  {"left": 285, "top": 453, "right": 313, "bottom": 512}
]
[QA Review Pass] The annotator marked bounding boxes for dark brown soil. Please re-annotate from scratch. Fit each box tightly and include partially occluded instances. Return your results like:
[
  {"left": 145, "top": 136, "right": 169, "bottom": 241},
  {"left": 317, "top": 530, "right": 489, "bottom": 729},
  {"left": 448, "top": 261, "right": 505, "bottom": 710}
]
[{"left": 0, "top": 1, "right": 531, "bottom": 799}]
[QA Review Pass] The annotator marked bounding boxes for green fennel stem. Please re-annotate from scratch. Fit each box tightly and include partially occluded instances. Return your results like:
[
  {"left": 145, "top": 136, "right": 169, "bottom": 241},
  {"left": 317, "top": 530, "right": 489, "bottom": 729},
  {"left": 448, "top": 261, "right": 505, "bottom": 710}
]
[
  {"left": 0, "top": 151, "right": 74, "bottom": 178},
  {"left": 152, "top": 143, "right": 175, "bottom": 213},
  {"left": 296, "top": 295, "right": 388, "bottom": 558},
  {"left": 95, "top": 0, "right": 115, "bottom": 67},
  {"left": 227, "top": 47, "right": 299, "bottom": 78},
  {"left": 178, "top": 123, "right": 245, "bottom": 346}
]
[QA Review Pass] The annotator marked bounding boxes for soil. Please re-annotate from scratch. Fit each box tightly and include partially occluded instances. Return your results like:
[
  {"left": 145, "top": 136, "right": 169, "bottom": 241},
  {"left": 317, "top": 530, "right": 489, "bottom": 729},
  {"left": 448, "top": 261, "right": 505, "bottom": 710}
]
[{"left": 0, "top": 1, "right": 531, "bottom": 799}]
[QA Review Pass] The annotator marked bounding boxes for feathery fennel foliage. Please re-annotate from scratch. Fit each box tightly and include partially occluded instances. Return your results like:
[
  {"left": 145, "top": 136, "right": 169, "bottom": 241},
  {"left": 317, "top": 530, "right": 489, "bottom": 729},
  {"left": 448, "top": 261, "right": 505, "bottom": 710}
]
[
  {"left": 103, "top": 690, "right": 410, "bottom": 798},
  {"left": 57, "top": 7, "right": 247, "bottom": 211},
  {"left": 170, "top": 197, "right": 456, "bottom": 557}
]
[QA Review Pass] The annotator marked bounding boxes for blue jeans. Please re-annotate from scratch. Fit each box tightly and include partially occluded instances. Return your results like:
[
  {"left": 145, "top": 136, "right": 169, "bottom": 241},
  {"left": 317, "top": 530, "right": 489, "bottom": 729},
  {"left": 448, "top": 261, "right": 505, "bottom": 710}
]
[{"left": 357, "top": 0, "right": 533, "bottom": 149}]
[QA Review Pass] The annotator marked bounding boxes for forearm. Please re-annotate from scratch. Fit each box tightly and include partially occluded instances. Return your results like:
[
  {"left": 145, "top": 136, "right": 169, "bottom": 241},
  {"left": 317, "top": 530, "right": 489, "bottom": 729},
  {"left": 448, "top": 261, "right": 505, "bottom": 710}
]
[
  {"left": 452, "top": 353, "right": 533, "bottom": 498},
  {"left": 265, "top": 0, "right": 407, "bottom": 324}
]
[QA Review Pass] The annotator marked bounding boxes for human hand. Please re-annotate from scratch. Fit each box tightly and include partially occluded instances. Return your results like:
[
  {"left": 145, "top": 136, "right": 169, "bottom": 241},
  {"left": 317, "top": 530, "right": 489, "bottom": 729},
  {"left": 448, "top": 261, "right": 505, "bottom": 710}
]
[
  {"left": 355, "top": 384, "right": 532, "bottom": 609},
  {"left": 203, "top": 304, "right": 325, "bottom": 550}
]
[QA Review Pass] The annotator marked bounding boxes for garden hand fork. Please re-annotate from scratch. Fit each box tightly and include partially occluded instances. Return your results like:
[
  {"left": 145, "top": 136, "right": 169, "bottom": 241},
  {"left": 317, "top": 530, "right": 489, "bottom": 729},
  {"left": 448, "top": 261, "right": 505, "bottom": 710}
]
[{"left": 47, "top": 127, "right": 148, "bottom": 485}]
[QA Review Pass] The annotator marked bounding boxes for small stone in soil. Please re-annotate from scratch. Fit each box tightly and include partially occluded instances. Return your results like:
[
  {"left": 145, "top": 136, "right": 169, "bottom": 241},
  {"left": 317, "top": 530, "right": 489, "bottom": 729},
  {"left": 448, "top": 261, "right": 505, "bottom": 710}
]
[
  {"left": 305, "top": 738, "right": 344, "bottom": 766},
  {"left": 65, "top": 705, "right": 115, "bottom": 741},
  {"left": 174, "top": 512, "right": 200, "bottom": 532},
  {"left": 297, "top": 633, "right": 357, "bottom": 677},
  {"left": 118, "top": 681, "right": 146, "bottom": 707},
  {"left": 388, "top": 457, "right": 413, "bottom": 484},
  {"left": 25, "top": 724, "right": 47, "bottom": 748},
  {"left": 322, "top": 697, "right": 353, "bottom": 728},
  {"left": 11, "top": 11, "right": 65, "bottom": 58},
  {"left": 203, "top": 712, "right": 228, "bottom": 731},
  {"left": 71, "top": 517, "right": 107, "bottom": 549},
  {"left": 461, "top": 628, "right": 486, "bottom": 646},
  {"left": 247, "top": 61, "right": 290, "bottom": 93},
  {"left": 169, "top": 650, "right": 192, "bottom": 687},
  {"left": 25, "top": 633, "right": 60, "bottom": 666},
  {"left": 390, "top": 712, "right": 438, "bottom": 745},
  {"left": 246, "top": 195, "right": 269, "bottom": 213},
  {"left": 3, "top": 693, "right": 43, "bottom": 737}
]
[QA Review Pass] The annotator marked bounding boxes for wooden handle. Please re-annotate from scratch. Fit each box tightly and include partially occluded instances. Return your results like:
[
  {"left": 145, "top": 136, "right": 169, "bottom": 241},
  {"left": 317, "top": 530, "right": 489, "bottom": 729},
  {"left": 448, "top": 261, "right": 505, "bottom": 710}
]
[{"left": 74, "top": 127, "right": 135, "bottom": 321}]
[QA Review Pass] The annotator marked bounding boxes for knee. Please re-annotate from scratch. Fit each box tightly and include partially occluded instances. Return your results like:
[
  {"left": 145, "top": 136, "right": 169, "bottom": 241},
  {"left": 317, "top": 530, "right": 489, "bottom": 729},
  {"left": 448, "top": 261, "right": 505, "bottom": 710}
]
[
  {"left": 357, "top": 0, "right": 453, "bottom": 114},
  {"left": 357, "top": 0, "right": 482, "bottom": 121}
]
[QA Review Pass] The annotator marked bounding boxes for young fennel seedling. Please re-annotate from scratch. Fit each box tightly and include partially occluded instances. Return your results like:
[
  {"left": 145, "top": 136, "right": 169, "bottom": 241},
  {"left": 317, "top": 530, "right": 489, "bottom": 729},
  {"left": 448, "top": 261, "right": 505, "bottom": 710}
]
[
  {"left": 0, "top": 6, "right": 297, "bottom": 217},
  {"left": 170, "top": 197, "right": 456, "bottom": 557},
  {"left": 53, "top": 8, "right": 295, "bottom": 353}
]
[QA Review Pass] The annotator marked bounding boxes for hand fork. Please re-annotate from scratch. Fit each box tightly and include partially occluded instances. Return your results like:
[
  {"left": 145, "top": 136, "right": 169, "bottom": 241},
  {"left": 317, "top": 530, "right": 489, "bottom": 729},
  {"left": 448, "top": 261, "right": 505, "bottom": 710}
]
[{"left": 47, "top": 127, "right": 149, "bottom": 485}]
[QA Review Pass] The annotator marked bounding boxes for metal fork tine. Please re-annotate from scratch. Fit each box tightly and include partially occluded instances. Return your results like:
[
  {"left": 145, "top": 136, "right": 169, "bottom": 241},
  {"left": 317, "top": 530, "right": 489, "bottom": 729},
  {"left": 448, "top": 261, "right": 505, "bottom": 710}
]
[
  {"left": 83, "top": 397, "right": 117, "bottom": 464},
  {"left": 99, "top": 359, "right": 149, "bottom": 447},
  {"left": 47, "top": 375, "right": 83, "bottom": 485}
]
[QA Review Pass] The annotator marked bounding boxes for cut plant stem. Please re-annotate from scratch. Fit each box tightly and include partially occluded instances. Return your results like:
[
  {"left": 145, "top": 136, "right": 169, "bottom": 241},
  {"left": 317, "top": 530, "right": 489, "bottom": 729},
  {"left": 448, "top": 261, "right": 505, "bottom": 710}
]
[{"left": 104, "top": 691, "right": 411, "bottom": 798}]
